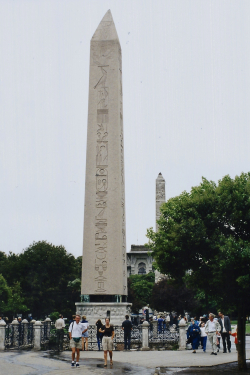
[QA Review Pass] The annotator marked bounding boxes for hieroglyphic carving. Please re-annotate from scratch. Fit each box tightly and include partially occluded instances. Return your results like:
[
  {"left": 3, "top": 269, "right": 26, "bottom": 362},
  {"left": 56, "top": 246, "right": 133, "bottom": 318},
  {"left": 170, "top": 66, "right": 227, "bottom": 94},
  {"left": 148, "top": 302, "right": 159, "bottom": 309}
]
[
  {"left": 156, "top": 174, "right": 166, "bottom": 232},
  {"left": 94, "top": 67, "right": 110, "bottom": 293}
]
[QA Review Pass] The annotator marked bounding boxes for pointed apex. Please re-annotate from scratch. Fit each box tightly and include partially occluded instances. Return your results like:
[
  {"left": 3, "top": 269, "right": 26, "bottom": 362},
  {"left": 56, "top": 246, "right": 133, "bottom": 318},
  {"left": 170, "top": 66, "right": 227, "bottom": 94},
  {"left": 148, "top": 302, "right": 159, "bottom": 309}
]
[
  {"left": 92, "top": 10, "right": 120, "bottom": 42},
  {"left": 157, "top": 172, "right": 165, "bottom": 180}
]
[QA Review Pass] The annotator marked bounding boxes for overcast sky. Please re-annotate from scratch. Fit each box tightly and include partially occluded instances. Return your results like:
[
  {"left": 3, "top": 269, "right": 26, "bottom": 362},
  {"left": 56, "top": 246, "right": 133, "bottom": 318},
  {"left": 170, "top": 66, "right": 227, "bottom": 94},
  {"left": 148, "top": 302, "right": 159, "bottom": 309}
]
[{"left": 1, "top": 0, "right": 250, "bottom": 257}]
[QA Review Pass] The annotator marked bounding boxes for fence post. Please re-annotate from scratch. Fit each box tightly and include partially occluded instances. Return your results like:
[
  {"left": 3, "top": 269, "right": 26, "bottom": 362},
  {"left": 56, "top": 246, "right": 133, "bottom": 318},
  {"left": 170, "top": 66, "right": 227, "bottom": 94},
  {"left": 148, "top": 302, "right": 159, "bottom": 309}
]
[
  {"left": 11, "top": 320, "right": 20, "bottom": 347},
  {"left": 44, "top": 318, "right": 52, "bottom": 339},
  {"left": 152, "top": 320, "right": 158, "bottom": 339},
  {"left": 33, "top": 321, "right": 42, "bottom": 350},
  {"left": 0, "top": 320, "right": 6, "bottom": 350},
  {"left": 22, "top": 319, "right": 29, "bottom": 346},
  {"left": 178, "top": 318, "right": 187, "bottom": 350},
  {"left": 141, "top": 321, "right": 150, "bottom": 351}
]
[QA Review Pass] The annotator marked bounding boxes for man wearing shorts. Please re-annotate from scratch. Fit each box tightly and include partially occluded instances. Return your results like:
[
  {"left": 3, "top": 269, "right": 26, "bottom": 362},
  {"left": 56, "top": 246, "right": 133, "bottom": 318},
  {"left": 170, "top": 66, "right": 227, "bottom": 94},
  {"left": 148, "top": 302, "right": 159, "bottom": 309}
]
[{"left": 68, "top": 314, "right": 87, "bottom": 368}]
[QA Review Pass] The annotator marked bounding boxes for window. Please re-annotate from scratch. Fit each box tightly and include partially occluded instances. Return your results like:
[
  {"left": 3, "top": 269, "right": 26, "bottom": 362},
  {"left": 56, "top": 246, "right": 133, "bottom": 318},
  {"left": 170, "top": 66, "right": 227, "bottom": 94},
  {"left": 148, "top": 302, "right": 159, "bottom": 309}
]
[{"left": 138, "top": 262, "right": 146, "bottom": 275}]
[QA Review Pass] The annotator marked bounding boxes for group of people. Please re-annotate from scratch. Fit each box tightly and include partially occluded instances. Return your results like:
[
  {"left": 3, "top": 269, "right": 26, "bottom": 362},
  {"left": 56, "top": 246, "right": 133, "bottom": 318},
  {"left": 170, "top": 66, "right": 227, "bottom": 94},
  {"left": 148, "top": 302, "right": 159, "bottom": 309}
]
[
  {"left": 186, "top": 311, "right": 233, "bottom": 354},
  {"left": 58, "top": 314, "right": 132, "bottom": 368}
]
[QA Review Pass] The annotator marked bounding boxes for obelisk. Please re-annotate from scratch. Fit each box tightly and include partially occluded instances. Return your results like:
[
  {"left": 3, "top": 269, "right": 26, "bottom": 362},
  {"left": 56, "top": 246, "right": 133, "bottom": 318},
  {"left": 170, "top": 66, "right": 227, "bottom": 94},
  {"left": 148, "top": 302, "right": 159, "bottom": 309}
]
[
  {"left": 155, "top": 173, "right": 166, "bottom": 282},
  {"left": 76, "top": 10, "right": 131, "bottom": 324},
  {"left": 156, "top": 173, "right": 166, "bottom": 231}
]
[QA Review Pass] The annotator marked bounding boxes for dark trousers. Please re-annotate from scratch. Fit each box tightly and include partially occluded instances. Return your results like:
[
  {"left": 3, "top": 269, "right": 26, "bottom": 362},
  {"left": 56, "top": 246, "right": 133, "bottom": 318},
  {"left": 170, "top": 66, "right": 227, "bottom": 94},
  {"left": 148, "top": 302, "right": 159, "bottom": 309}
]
[
  {"left": 201, "top": 336, "right": 207, "bottom": 352},
  {"left": 124, "top": 331, "right": 131, "bottom": 350},
  {"left": 97, "top": 334, "right": 102, "bottom": 351},
  {"left": 221, "top": 332, "right": 231, "bottom": 351},
  {"left": 56, "top": 329, "right": 64, "bottom": 350}
]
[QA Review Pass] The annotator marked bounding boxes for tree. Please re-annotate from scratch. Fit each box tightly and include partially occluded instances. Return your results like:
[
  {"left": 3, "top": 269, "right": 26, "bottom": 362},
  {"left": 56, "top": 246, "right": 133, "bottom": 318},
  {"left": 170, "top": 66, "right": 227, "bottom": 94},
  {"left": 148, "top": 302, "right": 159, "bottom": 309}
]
[
  {"left": 128, "top": 273, "right": 155, "bottom": 313},
  {"left": 0, "top": 274, "right": 11, "bottom": 313},
  {"left": 2, "top": 241, "right": 81, "bottom": 318},
  {"left": 147, "top": 173, "right": 250, "bottom": 370},
  {"left": 151, "top": 278, "right": 200, "bottom": 315}
]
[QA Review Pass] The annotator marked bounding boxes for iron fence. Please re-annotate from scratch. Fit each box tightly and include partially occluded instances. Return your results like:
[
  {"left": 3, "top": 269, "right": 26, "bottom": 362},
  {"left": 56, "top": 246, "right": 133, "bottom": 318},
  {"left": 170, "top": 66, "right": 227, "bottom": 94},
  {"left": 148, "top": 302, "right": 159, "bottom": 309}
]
[{"left": 5, "top": 323, "right": 34, "bottom": 349}]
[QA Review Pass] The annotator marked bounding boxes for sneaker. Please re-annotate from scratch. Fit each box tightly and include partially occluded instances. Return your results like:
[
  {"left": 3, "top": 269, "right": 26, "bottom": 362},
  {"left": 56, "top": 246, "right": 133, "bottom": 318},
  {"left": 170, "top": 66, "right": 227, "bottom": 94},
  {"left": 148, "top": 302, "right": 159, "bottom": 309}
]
[
  {"left": 223, "top": 350, "right": 227, "bottom": 353},
  {"left": 76, "top": 363, "right": 80, "bottom": 368},
  {"left": 217, "top": 349, "right": 219, "bottom": 352},
  {"left": 228, "top": 349, "right": 231, "bottom": 353},
  {"left": 71, "top": 362, "right": 75, "bottom": 367}
]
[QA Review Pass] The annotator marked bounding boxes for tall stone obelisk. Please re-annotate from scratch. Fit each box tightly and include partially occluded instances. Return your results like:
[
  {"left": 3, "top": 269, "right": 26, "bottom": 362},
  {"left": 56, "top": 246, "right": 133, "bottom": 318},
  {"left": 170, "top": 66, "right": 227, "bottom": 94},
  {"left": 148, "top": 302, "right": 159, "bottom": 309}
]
[
  {"left": 76, "top": 10, "right": 130, "bottom": 324},
  {"left": 156, "top": 173, "right": 166, "bottom": 231}
]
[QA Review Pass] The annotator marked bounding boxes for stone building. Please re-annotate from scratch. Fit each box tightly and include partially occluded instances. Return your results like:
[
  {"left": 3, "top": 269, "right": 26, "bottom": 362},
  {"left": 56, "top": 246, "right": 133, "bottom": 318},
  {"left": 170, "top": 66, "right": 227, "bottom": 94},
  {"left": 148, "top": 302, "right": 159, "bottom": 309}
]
[{"left": 127, "top": 245, "right": 154, "bottom": 276}]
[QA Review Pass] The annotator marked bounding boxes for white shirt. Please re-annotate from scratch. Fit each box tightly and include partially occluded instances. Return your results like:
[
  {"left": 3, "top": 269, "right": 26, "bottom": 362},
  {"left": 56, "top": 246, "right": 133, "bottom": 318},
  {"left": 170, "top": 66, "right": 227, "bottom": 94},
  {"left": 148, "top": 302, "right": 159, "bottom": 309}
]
[
  {"left": 81, "top": 322, "right": 89, "bottom": 331},
  {"left": 222, "top": 318, "right": 226, "bottom": 332},
  {"left": 68, "top": 322, "right": 85, "bottom": 338},
  {"left": 208, "top": 320, "right": 216, "bottom": 332},
  {"left": 200, "top": 327, "right": 207, "bottom": 337},
  {"left": 55, "top": 318, "right": 65, "bottom": 329}
]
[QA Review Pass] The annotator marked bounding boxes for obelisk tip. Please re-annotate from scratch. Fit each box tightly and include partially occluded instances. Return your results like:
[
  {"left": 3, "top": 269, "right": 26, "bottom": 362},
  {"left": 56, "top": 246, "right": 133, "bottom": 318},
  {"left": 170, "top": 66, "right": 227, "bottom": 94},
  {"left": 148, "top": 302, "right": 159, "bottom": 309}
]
[{"left": 92, "top": 10, "right": 119, "bottom": 42}]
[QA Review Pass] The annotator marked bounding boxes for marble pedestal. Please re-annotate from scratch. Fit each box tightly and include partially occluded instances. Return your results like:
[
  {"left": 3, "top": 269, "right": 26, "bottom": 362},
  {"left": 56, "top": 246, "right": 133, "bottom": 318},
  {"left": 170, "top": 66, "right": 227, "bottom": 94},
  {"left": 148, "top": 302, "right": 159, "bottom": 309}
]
[{"left": 75, "top": 302, "right": 132, "bottom": 325}]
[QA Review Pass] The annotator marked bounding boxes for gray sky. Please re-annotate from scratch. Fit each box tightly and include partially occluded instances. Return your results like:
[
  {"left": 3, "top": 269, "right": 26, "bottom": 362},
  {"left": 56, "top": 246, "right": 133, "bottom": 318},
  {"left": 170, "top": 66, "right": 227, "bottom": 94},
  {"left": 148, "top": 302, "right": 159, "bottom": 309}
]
[{"left": 1, "top": 0, "right": 250, "bottom": 257}]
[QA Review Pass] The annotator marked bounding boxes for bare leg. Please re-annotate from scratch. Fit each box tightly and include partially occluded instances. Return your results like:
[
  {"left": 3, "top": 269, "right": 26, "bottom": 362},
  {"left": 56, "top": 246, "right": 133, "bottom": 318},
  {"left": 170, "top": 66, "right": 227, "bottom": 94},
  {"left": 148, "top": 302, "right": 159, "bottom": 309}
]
[
  {"left": 76, "top": 348, "right": 80, "bottom": 363},
  {"left": 109, "top": 350, "right": 113, "bottom": 364},
  {"left": 85, "top": 337, "right": 88, "bottom": 351},
  {"left": 82, "top": 337, "right": 84, "bottom": 351},
  {"left": 104, "top": 350, "right": 107, "bottom": 366},
  {"left": 71, "top": 348, "right": 76, "bottom": 362}
]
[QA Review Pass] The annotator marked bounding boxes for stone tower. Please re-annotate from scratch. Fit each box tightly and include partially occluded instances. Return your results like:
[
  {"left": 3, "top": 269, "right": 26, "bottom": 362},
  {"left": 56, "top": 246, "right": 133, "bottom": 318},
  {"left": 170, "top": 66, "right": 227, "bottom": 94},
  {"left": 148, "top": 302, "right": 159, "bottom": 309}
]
[
  {"left": 76, "top": 10, "right": 130, "bottom": 324},
  {"left": 156, "top": 172, "right": 166, "bottom": 231}
]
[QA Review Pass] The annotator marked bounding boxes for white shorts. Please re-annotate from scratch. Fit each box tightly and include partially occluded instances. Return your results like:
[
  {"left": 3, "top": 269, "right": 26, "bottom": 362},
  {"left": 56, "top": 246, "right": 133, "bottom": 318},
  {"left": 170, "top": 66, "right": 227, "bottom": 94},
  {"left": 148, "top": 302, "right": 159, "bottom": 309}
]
[{"left": 102, "top": 336, "right": 113, "bottom": 351}]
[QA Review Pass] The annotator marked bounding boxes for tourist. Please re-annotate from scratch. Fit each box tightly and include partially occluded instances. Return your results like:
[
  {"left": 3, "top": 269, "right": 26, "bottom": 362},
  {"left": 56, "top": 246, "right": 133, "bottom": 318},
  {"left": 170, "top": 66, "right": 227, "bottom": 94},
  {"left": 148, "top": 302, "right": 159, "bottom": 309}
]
[
  {"left": 99, "top": 318, "right": 115, "bottom": 367},
  {"left": 218, "top": 311, "right": 232, "bottom": 353},
  {"left": 81, "top": 315, "right": 89, "bottom": 351},
  {"left": 187, "top": 318, "right": 201, "bottom": 353},
  {"left": 68, "top": 314, "right": 87, "bottom": 368},
  {"left": 158, "top": 316, "right": 164, "bottom": 333},
  {"left": 122, "top": 315, "right": 133, "bottom": 350},
  {"left": 55, "top": 314, "right": 65, "bottom": 351},
  {"left": 96, "top": 319, "right": 103, "bottom": 351},
  {"left": 205, "top": 313, "right": 221, "bottom": 355},
  {"left": 231, "top": 328, "right": 238, "bottom": 351},
  {"left": 200, "top": 322, "right": 207, "bottom": 352}
]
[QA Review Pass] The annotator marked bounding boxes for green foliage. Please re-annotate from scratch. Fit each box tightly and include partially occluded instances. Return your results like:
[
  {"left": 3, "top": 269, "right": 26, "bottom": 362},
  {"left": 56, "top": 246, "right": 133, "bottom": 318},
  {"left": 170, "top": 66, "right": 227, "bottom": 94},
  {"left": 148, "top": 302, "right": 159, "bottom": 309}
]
[
  {"left": 0, "top": 274, "right": 11, "bottom": 312},
  {"left": 128, "top": 272, "right": 155, "bottom": 313},
  {"left": 49, "top": 311, "right": 60, "bottom": 322},
  {"left": 147, "top": 172, "right": 250, "bottom": 370},
  {"left": 1, "top": 241, "right": 82, "bottom": 319},
  {"left": 0, "top": 275, "right": 27, "bottom": 315}
]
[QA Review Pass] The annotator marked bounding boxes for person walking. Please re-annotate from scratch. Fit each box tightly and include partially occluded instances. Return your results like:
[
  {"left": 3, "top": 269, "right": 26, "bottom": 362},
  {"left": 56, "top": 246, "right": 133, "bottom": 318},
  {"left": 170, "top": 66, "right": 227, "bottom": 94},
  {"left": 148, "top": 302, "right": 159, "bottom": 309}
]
[
  {"left": 122, "top": 315, "right": 133, "bottom": 350},
  {"left": 81, "top": 315, "right": 89, "bottom": 351},
  {"left": 96, "top": 319, "right": 103, "bottom": 351},
  {"left": 187, "top": 318, "right": 201, "bottom": 353},
  {"left": 55, "top": 314, "right": 65, "bottom": 351},
  {"left": 200, "top": 322, "right": 207, "bottom": 352},
  {"left": 68, "top": 314, "right": 87, "bottom": 368},
  {"left": 205, "top": 313, "right": 221, "bottom": 355},
  {"left": 99, "top": 318, "right": 115, "bottom": 367},
  {"left": 218, "top": 311, "right": 232, "bottom": 353}
]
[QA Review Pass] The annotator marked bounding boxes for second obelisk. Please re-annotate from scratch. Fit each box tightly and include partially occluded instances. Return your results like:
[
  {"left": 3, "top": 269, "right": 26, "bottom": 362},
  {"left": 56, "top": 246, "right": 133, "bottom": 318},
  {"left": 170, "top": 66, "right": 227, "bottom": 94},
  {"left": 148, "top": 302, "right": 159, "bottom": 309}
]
[{"left": 76, "top": 10, "right": 130, "bottom": 324}]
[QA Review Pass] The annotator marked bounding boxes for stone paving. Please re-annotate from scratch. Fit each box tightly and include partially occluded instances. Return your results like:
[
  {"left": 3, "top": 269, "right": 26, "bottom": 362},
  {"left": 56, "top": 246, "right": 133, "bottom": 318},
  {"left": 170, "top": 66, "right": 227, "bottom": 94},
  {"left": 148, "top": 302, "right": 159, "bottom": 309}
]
[{"left": 0, "top": 337, "right": 250, "bottom": 375}]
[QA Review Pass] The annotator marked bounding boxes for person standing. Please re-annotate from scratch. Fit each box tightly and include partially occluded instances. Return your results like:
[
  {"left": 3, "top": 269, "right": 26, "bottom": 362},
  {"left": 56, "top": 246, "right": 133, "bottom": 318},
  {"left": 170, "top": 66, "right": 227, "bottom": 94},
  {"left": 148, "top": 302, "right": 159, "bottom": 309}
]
[
  {"left": 81, "top": 315, "right": 89, "bottom": 351},
  {"left": 200, "top": 322, "right": 207, "bottom": 352},
  {"left": 187, "top": 319, "right": 201, "bottom": 353},
  {"left": 122, "top": 315, "right": 133, "bottom": 350},
  {"left": 218, "top": 311, "right": 232, "bottom": 353},
  {"left": 205, "top": 313, "right": 221, "bottom": 355},
  {"left": 55, "top": 314, "right": 65, "bottom": 351},
  {"left": 99, "top": 318, "right": 115, "bottom": 367},
  {"left": 68, "top": 314, "right": 87, "bottom": 368},
  {"left": 96, "top": 319, "right": 103, "bottom": 351}
]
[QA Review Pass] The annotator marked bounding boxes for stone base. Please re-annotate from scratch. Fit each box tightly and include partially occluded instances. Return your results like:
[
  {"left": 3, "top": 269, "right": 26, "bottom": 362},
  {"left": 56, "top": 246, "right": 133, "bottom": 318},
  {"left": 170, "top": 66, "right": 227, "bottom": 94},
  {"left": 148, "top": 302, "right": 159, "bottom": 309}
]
[{"left": 75, "top": 302, "right": 132, "bottom": 325}]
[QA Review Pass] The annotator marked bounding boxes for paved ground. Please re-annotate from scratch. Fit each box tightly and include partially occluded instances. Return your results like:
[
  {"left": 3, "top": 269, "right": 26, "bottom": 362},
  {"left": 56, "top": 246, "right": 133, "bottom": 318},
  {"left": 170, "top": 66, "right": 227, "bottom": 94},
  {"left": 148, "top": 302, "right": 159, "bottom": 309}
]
[{"left": 1, "top": 337, "right": 250, "bottom": 375}]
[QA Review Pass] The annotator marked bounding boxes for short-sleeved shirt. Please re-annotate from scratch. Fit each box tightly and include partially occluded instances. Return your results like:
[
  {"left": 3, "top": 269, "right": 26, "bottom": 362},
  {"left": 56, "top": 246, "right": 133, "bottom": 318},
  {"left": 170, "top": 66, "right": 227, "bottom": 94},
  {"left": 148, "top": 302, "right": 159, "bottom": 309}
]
[
  {"left": 68, "top": 321, "right": 85, "bottom": 338},
  {"left": 122, "top": 319, "right": 132, "bottom": 333},
  {"left": 102, "top": 325, "right": 114, "bottom": 337}
]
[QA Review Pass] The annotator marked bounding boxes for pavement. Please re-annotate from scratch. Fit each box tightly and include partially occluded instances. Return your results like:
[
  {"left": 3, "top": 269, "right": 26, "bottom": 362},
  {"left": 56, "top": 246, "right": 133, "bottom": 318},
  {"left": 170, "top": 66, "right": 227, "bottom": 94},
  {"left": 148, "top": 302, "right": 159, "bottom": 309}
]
[{"left": 0, "top": 337, "right": 250, "bottom": 375}]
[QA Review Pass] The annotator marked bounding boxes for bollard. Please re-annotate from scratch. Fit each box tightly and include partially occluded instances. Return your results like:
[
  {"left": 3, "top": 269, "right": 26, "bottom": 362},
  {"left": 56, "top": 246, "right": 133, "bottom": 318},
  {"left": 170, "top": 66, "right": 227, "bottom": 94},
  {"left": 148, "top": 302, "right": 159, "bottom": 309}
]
[
  {"left": 178, "top": 318, "right": 187, "bottom": 350},
  {"left": 0, "top": 320, "right": 6, "bottom": 350},
  {"left": 141, "top": 321, "right": 150, "bottom": 351},
  {"left": 44, "top": 317, "right": 52, "bottom": 339},
  {"left": 33, "top": 321, "right": 42, "bottom": 350},
  {"left": 11, "top": 320, "right": 20, "bottom": 347}
]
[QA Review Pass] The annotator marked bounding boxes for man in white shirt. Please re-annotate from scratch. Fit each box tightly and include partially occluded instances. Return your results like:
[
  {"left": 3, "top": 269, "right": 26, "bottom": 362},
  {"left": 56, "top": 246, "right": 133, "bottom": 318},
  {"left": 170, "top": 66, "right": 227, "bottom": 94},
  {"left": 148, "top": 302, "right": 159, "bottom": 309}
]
[
  {"left": 55, "top": 314, "right": 65, "bottom": 351},
  {"left": 205, "top": 313, "right": 221, "bottom": 355},
  {"left": 68, "top": 314, "right": 87, "bottom": 368}
]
